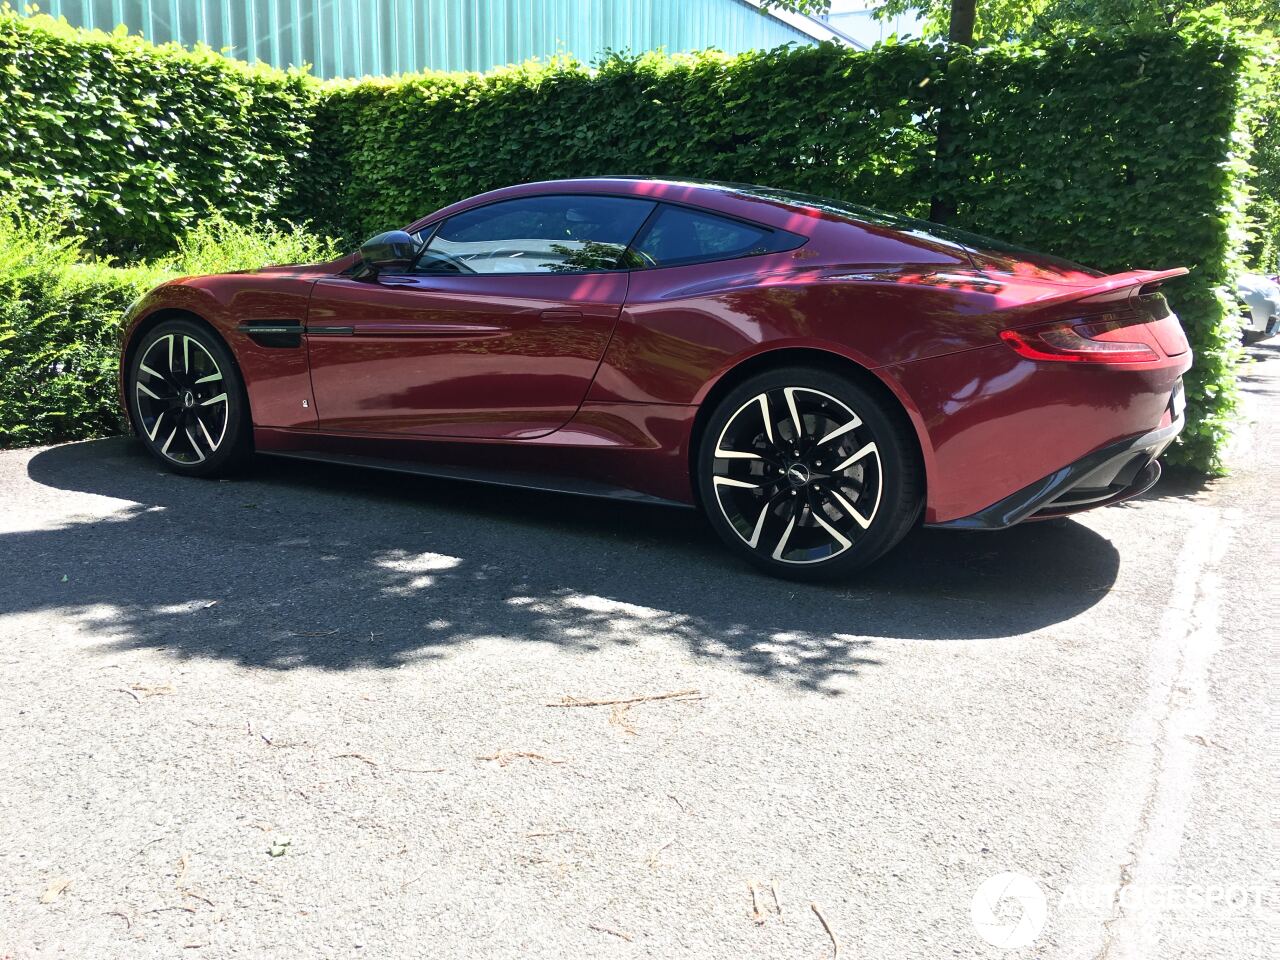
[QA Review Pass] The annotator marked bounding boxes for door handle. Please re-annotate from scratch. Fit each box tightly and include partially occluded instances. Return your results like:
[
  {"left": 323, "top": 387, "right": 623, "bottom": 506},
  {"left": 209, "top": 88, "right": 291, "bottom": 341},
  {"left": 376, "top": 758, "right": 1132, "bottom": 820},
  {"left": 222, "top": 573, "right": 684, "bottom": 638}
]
[{"left": 540, "top": 309, "right": 582, "bottom": 323}]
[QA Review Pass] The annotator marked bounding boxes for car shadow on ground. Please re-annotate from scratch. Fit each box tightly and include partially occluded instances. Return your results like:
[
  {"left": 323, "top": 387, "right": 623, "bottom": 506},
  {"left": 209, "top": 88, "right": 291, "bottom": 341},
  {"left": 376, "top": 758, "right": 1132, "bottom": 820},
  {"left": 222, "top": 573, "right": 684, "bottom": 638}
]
[{"left": 8, "top": 438, "right": 1122, "bottom": 692}]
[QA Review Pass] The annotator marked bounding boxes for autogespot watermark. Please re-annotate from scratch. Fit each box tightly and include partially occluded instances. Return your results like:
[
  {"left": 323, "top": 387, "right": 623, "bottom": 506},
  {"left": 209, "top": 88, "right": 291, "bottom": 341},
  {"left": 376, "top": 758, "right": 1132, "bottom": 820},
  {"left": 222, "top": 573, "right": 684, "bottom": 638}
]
[
  {"left": 971, "top": 873, "right": 1049, "bottom": 949},
  {"left": 969, "top": 871, "right": 1271, "bottom": 950}
]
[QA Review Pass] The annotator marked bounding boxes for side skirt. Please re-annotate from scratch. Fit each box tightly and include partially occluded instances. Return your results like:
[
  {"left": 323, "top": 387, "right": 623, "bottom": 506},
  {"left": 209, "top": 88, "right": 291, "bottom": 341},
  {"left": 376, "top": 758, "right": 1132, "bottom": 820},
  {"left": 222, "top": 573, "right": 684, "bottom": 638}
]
[{"left": 256, "top": 448, "right": 695, "bottom": 509}]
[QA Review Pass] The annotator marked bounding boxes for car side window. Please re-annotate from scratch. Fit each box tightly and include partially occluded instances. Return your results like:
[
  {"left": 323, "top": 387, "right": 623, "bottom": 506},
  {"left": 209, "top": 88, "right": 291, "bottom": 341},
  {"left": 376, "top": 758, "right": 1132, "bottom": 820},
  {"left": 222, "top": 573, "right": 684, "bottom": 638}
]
[
  {"left": 630, "top": 205, "right": 805, "bottom": 269},
  {"left": 416, "top": 195, "right": 656, "bottom": 275}
]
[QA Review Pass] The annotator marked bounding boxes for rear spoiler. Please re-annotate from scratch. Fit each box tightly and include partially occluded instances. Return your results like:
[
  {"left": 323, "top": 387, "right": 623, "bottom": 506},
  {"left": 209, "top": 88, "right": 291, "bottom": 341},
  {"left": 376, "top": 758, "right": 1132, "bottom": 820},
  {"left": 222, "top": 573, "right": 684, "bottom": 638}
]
[
  {"left": 1079, "top": 267, "right": 1188, "bottom": 300},
  {"left": 1043, "top": 267, "right": 1190, "bottom": 307}
]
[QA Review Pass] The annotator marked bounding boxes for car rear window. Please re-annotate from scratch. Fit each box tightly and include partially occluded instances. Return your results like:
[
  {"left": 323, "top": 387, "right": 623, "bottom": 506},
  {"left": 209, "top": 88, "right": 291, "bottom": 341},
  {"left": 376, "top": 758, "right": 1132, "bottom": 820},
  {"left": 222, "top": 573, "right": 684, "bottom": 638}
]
[
  {"left": 631, "top": 205, "right": 804, "bottom": 268},
  {"left": 727, "top": 184, "right": 1104, "bottom": 278}
]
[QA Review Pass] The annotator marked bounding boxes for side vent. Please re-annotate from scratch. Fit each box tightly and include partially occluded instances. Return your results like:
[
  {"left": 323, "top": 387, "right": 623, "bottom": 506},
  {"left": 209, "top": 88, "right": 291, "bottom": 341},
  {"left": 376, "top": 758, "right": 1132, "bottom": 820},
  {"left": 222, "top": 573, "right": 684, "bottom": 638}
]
[{"left": 238, "top": 320, "right": 303, "bottom": 348}]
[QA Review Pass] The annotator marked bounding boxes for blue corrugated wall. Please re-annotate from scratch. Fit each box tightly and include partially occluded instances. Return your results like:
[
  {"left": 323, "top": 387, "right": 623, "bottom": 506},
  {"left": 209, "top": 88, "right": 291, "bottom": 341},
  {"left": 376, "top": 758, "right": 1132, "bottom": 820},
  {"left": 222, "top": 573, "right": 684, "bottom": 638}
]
[{"left": 36, "top": 0, "right": 815, "bottom": 77}]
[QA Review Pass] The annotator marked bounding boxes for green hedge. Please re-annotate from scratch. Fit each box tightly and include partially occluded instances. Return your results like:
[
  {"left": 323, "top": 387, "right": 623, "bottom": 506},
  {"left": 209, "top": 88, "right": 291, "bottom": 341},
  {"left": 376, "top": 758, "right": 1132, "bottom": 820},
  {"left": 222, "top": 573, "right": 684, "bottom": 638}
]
[
  {"left": 0, "top": 259, "right": 159, "bottom": 445},
  {"left": 0, "top": 201, "right": 162, "bottom": 445},
  {"left": 292, "top": 44, "right": 946, "bottom": 244},
  {"left": 935, "top": 27, "right": 1262, "bottom": 470},
  {"left": 2, "top": 10, "right": 1272, "bottom": 471},
  {"left": 0, "top": 13, "right": 315, "bottom": 261},
  {"left": 1245, "top": 47, "right": 1278, "bottom": 272},
  {"left": 293, "top": 30, "right": 1263, "bottom": 472}
]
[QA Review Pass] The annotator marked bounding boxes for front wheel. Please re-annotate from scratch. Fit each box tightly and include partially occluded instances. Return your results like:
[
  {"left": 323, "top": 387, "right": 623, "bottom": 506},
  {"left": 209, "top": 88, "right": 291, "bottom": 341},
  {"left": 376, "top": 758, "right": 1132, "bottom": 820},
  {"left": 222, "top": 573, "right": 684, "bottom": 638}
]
[
  {"left": 126, "top": 319, "right": 251, "bottom": 477},
  {"left": 696, "top": 366, "right": 923, "bottom": 580}
]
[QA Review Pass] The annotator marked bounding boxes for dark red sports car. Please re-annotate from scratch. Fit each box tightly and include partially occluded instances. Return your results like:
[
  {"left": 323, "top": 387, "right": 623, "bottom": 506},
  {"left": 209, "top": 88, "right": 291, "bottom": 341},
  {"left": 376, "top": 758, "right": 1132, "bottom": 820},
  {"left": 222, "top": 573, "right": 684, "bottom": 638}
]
[{"left": 119, "top": 178, "right": 1191, "bottom": 578}]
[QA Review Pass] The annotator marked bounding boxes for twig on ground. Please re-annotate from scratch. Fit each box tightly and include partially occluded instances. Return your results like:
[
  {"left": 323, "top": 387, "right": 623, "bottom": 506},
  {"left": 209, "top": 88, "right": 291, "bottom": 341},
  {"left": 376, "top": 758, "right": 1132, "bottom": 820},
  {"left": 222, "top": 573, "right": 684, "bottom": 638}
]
[
  {"left": 105, "top": 910, "right": 132, "bottom": 929},
  {"left": 181, "top": 890, "right": 214, "bottom": 908},
  {"left": 143, "top": 905, "right": 197, "bottom": 915},
  {"left": 588, "top": 924, "right": 634, "bottom": 942},
  {"left": 547, "top": 688, "right": 703, "bottom": 708},
  {"left": 770, "top": 880, "right": 782, "bottom": 916},
  {"left": 247, "top": 720, "right": 270, "bottom": 745},
  {"left": 116, "top": 688, "right": 141, "bottom": 703},
  {"left": 130, "top": 684, "right": 174, "bottom": 697},
  {"left": 646, "top": 838, "right": 674, "bottom": 868},
  {"left": 39, "top": 877, "right": 71, "bottom": 903},
  {"left": 247, "top": 722, "right": 306, "bottom": 748},
  {"left": 609, "top": 702, "right": 638, "bottom": 735},
  {"left": 811, "top": 902, "right": 839, "bottom": 958},
  {"left": 333, "top": 753, "right": 379, "bottom": 767},
  {"left": 1186, "top": 734, "right": 1230, "bottom": 751},
  {"left": 401, "top": 870, "right": 428, "bottom": 891},
  {"left": 391, "top": 766, "right": 446, "bottom": 774},
  {"left": 478, "top": 750, "right": 566, "bottom": 767},
  {"left": 749, "top": 881, "right": 765, "bottom": 925},
  {"left": 526, "top": 829, "right": 577, "bottom": 838},
  {"left": 668, "top": 794, "right": 688, "bottom": 814}
]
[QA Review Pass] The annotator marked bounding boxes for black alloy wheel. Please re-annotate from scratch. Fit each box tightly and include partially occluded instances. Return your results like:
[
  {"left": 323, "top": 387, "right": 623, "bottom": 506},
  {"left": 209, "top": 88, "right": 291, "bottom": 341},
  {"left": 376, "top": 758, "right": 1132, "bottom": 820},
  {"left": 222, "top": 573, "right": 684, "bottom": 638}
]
[
  {"left": 698, "top": 366, "right": 923, "bottom": 579},
  {"left": 127, "top": 319, "right": 250, "bottom": 477}
]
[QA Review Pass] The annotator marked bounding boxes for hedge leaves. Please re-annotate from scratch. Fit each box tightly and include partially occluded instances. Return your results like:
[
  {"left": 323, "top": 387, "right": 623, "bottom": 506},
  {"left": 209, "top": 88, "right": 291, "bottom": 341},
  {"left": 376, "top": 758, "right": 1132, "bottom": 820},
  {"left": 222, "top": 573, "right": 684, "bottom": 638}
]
[
  {"left": 1, "top": 10, "right": 1274, "bottom": 471},
  {"left": 0, "top": 14, "right": 314, "bottom": 261}
]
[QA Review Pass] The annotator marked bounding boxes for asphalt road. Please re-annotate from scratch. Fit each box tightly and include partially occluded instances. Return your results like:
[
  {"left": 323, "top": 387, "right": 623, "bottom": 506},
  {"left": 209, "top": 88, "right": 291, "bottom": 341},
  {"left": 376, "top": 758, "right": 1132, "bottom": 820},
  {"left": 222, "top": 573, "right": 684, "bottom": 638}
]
[{"left": 1, "top": 345, "right": 1274, "bottom": 959}]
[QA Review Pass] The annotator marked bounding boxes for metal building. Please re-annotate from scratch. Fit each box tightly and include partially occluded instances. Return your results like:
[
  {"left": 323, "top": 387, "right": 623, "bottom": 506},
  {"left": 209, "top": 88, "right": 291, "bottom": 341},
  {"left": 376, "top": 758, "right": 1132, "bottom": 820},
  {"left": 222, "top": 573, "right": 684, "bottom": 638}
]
[{"left": 34, "top": 0, "right": 849, "bottom": 78}]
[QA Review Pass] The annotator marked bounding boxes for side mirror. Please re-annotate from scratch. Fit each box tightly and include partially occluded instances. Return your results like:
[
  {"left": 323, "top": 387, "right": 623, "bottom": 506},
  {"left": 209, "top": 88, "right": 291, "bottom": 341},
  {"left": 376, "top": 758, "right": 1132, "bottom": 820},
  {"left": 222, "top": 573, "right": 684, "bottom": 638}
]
[{"left": 357, "top": 230, "right": 416, "bottom": 278}]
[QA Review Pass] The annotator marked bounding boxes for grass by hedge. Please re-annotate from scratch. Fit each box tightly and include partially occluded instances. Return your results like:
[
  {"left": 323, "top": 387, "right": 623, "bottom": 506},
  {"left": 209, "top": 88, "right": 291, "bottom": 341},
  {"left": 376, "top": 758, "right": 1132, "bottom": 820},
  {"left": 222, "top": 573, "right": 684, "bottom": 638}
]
[
  {"left": 1, "top": 9, "right": 1274, "bottom": 472},
  {"left": 0, "top": 202, "right": 338, "bottom": 447}
]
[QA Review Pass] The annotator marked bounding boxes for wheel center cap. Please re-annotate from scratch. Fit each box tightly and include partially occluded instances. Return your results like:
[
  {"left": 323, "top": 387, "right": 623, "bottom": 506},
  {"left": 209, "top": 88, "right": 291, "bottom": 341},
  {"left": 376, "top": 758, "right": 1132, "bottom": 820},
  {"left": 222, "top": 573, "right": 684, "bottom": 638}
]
[
  {"left": 785, "top": 463, "right": 810, "bottom": 487},
  {"left": 182, "top": 390, "right": 195, "bottom": 409}
]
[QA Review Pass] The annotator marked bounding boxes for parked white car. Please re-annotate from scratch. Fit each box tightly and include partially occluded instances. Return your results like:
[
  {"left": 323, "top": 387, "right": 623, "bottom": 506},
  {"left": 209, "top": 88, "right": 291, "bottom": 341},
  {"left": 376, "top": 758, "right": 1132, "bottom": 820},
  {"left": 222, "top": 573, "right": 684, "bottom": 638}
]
[{"left": 1239, "top": 272, "right": 1280, "bottom": 343}]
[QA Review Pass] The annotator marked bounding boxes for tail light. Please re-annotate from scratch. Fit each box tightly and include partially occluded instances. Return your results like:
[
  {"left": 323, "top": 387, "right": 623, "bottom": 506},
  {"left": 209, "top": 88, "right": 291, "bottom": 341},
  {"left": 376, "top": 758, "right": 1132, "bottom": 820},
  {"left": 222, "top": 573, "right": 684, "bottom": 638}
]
[{"left": 999, "top": 315, "right": 1160, "bottom": 364}]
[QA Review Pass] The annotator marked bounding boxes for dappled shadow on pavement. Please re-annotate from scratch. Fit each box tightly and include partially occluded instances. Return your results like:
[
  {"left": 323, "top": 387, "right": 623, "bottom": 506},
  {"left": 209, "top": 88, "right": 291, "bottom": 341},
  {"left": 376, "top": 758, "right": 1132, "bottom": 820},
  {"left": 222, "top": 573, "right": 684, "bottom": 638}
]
[
  {"left": 7, "top": 438, "right": 1120, "bottom": 692},
  {"left": 1155, "top": 339, "right": 1279, "bottom": 502},
  {"left": 1240, "top": 339, "right": 1280, "bottom": 397}
]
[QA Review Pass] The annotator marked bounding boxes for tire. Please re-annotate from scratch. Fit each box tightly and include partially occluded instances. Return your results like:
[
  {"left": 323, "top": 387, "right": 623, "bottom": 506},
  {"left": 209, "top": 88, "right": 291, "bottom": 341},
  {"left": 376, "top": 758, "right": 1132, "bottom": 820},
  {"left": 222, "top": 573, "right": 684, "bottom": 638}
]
[
  {"left": 126, "top": 318, "right": 251, "bottom": 478},
  {"left": 696, "top": 365, "right": 924, "bottom": 580}
]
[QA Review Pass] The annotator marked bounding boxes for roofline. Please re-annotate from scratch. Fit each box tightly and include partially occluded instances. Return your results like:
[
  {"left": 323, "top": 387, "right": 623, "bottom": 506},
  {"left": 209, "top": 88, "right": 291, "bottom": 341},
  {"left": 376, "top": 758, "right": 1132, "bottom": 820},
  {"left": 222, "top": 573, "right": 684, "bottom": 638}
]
[
  {"left": 739, "top": 0, "right": 861, "bottom": 47},
  {"left": 807, "top": 17, "right": 870, "bottom": 50}
]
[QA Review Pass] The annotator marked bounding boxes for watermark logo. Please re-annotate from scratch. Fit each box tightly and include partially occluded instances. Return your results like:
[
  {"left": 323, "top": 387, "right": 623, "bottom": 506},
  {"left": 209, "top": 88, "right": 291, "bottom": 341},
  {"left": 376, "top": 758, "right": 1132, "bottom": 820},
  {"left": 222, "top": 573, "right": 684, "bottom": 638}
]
[
  {"left": 970, "top": 872, "right": 1048, "bottom": 949},
  {"left": 969, "top": 872, "right": 1269, "bottom": 949}
]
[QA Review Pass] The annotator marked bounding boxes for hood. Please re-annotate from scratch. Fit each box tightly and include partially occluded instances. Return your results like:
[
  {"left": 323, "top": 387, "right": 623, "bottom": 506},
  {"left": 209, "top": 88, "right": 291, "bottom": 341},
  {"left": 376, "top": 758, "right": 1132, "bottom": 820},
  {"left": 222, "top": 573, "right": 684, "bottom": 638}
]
[{"left": 233, "top": 260, "right": 339, "bottom": 277}]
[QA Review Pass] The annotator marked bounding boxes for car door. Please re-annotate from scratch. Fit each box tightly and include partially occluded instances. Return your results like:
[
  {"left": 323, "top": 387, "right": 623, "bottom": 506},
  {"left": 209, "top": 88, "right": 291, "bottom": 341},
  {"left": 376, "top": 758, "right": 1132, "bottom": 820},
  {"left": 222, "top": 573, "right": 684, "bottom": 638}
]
[{"left": 305, "top": 193, "right": 655, "bottom": 439}]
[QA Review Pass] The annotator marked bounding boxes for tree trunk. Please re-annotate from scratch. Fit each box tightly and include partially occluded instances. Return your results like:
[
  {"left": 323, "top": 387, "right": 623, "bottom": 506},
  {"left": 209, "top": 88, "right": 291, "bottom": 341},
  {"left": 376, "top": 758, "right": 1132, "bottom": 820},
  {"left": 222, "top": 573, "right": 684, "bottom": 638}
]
[
  {"left": 949, "top": 0, "right": 977, "bottom": 46},
  {"left": 930, "top": 0, "right": 977, "bottom": 223}
]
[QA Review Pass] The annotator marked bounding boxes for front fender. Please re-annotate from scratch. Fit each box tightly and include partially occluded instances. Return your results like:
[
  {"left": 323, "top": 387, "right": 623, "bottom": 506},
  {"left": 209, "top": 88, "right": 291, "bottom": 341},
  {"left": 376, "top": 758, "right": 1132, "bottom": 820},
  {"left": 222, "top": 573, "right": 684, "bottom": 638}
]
[{"left": 118, "top": 275, "right": 321, "bottom": 430}]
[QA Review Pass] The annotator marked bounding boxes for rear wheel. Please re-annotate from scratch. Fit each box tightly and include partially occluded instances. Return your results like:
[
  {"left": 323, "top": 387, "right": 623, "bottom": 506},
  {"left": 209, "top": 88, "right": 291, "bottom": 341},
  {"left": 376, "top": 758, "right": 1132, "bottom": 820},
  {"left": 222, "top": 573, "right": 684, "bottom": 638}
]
[
  {"left": 697, "top": 366, "right": 923, "bottom": 580},
  {"left": 127, "top": 319, "right": 250, "bottom": 477}
]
